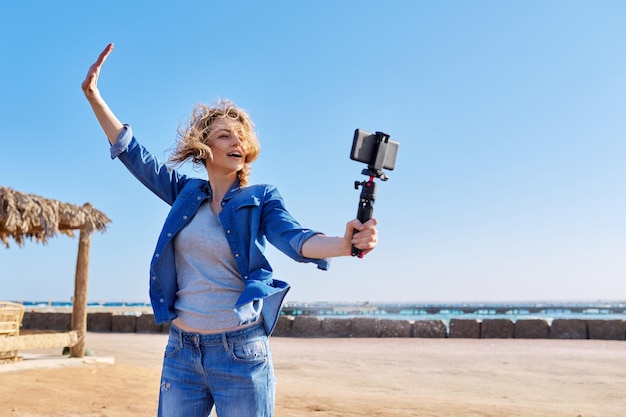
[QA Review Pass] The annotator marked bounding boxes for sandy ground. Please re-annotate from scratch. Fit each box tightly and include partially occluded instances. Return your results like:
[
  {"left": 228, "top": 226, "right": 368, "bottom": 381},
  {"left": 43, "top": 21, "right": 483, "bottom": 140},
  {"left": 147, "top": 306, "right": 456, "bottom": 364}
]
[{"left": 1, "top": 333, "right": 625, "bottom": 417}]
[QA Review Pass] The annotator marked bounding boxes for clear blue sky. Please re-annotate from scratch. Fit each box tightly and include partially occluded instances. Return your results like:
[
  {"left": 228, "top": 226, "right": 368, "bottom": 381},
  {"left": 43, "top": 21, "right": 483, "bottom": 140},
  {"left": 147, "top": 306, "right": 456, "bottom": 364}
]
[{"left": 1, "top": 1, "right": 624, "bottom": 304}]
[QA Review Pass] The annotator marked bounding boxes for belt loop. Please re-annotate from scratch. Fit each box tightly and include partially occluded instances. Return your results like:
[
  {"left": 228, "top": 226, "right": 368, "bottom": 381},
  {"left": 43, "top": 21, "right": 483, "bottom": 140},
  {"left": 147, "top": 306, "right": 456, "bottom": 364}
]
[
  {"left": 177, "top": 325, "right": 183, "bottom": 349},
  {"left": 221, "top": 331, "right": 229, "bottom": 352}
]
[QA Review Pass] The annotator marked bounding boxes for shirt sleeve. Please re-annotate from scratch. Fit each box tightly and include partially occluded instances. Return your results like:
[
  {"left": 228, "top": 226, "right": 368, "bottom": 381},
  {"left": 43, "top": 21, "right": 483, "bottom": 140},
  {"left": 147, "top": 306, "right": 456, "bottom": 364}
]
[
  {"left": 109, "top": 124, "right": 133, "bottom": 159},
  {"left": 262, "top": 185, "right": 331, "bottom": 270}
]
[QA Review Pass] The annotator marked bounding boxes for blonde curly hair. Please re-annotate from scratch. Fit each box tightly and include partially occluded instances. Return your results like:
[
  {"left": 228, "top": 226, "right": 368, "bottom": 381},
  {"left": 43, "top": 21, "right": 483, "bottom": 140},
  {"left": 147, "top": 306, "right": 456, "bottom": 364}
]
[{"left": 169, "top": 100, "right": 260, "bottom": 186}]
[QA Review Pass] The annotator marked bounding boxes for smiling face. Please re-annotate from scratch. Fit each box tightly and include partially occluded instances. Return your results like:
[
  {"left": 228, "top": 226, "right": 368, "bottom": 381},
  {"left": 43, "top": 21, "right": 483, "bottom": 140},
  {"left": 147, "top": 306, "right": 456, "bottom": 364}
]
[
  {"left": 204, "top": 118, "right": 248, "bottom": 179},
  {"left": 170, "top": 100, "right": 260, "bottom": 187}
]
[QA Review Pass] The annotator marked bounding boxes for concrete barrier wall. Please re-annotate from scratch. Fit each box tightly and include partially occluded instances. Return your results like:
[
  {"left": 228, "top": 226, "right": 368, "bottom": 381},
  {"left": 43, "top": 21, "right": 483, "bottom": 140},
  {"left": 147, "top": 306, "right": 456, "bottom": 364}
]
[{"left": 20, "top": 312, "right": 626, "bottom": 340}]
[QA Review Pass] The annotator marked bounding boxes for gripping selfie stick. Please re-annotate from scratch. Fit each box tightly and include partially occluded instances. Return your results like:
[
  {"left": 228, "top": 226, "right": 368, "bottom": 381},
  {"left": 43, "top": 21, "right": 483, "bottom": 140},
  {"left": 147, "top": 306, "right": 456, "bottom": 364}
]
[
  {"left": 353, "top": 175, "right": 378, "bottom": 258},
  {"left": 350, "top": 130, "right": 399, "bottom": 258}
]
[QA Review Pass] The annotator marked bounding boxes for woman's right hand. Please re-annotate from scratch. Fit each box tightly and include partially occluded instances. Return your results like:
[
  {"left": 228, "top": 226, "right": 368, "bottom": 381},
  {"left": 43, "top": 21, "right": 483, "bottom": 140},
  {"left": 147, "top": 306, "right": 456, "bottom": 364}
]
[
  {"left": 81, "top": 43, "right": 124, "bottom": 145},
  {"left": 81, "top": 43, "right": 114, "bottom": 101}
]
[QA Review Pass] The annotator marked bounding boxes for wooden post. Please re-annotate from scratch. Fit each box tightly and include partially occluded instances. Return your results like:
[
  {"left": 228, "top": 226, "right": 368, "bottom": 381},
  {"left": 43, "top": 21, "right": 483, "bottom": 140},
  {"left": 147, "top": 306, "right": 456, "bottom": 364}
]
[
  {"left": 0, "top": 331, "right": 81, "bottom": 351},
  {"left": 70, "top": 228, "right": 91, "bottom": 358}
]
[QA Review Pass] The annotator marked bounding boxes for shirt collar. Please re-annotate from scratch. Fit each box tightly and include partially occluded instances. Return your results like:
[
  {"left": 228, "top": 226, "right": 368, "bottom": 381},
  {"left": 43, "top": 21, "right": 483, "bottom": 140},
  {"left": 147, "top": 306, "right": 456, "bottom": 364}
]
[{"left": 204, "top": 179, "right": 241, "bottom": 202}]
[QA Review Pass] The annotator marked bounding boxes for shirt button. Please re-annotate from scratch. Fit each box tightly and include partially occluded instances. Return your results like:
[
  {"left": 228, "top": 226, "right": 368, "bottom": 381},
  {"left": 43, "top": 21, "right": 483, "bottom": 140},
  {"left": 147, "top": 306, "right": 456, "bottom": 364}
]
[
  {"left": 155, "top": 253, "right": 160, "bottom": 258},
  {"left": 243, "top": 275, "right": 248, "bottom": 280},
  {"left": 235, "top": 253, "right": 239, "bottom": 258},
  {"left": 197, "top": 196, "right": 202, "bottom": 201},
  {"left": 167, "top": 233, "right": 172, "bottom": 237},
  {"left": 226, "top": 229, "right": 231, "bottom": 234},
  {"left": 152, "top": 276, "right": 157, "bottom": 280},
  {"left": 159, "top": 299, "right": 165, "bottom": 303},
  {"left": 183, "top": 215, "right": 188, "bottom": 220}
]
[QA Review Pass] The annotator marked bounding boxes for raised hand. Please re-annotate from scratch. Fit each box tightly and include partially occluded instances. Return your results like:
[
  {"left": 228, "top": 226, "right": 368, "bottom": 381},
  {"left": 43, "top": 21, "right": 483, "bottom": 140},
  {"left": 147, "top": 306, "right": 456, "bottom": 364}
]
[
  {"left": 82, "top": 43, "right": 114, "bottom": 101},
  {"left": 81, "top": 43, "right": 124, "bottom": 144}
]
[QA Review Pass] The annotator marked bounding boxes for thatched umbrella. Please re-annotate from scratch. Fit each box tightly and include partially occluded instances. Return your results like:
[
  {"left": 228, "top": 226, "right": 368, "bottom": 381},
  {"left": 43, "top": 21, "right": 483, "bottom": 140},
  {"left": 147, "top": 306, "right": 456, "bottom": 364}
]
[{"left": 0, "top": 186, "right": 110, "bottom": 357}]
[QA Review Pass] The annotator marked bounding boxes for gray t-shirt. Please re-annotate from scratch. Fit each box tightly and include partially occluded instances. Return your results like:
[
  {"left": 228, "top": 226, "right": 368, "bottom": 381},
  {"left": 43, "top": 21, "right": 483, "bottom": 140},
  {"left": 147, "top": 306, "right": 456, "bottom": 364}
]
[{"left": 173, "top": 201, "right": 259, "bottom": 331}]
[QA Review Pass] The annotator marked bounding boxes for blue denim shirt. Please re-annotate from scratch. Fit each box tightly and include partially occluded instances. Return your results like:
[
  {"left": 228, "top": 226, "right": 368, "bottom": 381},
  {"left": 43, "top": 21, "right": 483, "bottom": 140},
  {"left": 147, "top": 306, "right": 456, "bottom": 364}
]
[{"left": 110, "top": 125, "right": 330, "bottom": 335}]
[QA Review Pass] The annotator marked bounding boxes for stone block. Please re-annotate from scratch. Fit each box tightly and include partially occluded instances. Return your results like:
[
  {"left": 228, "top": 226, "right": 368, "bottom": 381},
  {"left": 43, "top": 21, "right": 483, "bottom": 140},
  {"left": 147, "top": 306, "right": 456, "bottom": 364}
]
[
  {"left": 514, "top": 319, "right": 550, "bottom": 339},
  {"left": 550, "top": 319, "right": 587, "bottom": 339},
  {"left": 21, "top": 311, "right": 33, "bottom": 329},
  {"left": 350, "top": 318, "right": 381, "bottom": 337},
  {"left": 272, "top": 315, "right": 294, "bottom": 337},
  {"left": 111, "top": 314, "right": 137, "bottom": 333},
  {"left": 136, "top": 314, "right": 161, "bottom": 333},
  {"left": 161, "top": 321, "right": 171, "bottom": 334},
  {"left": 23, "top": 312, "right": 71, "bottom": 331},
  {"left": 481, "top": 319, "right": 514, "bottom": 339},
  {"left": 379, "top": 319, "right": 412, "bottom": 338},
  {"left": 587, "top": 320, "right": 626, "bottom": 340},
  {"left": 413, "top": 320, "right": 447, "bottom": 338},
  {"left": 448, "top": 319, "right": 480, "bottom": 338},
  {"left": 87, "top": 312, "right": 112, "bottom": 332},
  {"left": 320, "top": 318, "right": 352, "bottom": 337},
  {"left": 291, "top": 316, "right": 323, "bottom": 337}
]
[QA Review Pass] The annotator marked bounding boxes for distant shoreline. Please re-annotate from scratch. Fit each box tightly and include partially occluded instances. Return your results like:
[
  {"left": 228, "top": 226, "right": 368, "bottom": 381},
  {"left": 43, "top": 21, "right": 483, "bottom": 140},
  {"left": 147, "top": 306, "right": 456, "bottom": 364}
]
[{"left": 11, "top": 299, "right": 626, "bottom": 322}]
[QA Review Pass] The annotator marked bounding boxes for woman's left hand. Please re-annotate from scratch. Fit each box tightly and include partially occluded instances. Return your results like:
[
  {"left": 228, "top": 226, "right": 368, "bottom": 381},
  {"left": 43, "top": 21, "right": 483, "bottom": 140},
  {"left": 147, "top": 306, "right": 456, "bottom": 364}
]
[{"left": 345, "top": 218, "right": 378, "bottom": 256}]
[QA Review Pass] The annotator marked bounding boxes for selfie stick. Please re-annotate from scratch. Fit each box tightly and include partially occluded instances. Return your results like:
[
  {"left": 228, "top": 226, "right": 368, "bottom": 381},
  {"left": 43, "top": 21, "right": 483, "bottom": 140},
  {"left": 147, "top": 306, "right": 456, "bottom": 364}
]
[
  {"left": 352, "top": 132, "right": 391, "bottom": 258},
  {"left": 352, "top": 176, "right": 377, "bottom": 258}
]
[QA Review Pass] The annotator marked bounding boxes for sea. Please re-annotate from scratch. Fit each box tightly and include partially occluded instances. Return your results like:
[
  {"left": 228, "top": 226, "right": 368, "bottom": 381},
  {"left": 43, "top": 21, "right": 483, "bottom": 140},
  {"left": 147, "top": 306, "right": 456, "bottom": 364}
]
[{"left": 14, "top": 300, "right": 626, "bottom": 324}]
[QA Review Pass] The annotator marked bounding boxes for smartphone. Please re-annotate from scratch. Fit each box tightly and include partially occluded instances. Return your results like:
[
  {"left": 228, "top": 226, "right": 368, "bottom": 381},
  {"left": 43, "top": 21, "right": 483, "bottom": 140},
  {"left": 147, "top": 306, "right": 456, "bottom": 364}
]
[{"left": 350, "top": 129, "right": 398, "bottom": 171}]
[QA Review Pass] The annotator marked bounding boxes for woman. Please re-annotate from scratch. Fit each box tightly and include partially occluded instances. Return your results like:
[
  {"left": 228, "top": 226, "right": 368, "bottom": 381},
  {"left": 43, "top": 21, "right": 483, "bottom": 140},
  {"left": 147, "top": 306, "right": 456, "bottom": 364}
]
[{"left": 82, "top": 43, "right": 378, "bottom": 417}]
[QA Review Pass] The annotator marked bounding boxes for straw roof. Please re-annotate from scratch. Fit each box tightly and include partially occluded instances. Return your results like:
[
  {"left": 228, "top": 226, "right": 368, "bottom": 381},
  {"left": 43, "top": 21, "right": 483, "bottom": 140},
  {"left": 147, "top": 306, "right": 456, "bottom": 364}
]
[{"left": 0, "top": 186, "right": 111, "bottom": 248}]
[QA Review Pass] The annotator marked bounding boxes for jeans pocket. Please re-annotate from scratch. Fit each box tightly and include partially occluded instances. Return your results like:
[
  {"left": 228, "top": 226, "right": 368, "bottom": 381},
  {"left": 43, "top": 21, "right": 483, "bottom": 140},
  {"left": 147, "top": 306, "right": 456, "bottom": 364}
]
[
  {"left": 163, "top": 335, "right": 181, "bottom": 358},
  {"left": 230, "top": 337, "right": 268, "bottom": 364}
]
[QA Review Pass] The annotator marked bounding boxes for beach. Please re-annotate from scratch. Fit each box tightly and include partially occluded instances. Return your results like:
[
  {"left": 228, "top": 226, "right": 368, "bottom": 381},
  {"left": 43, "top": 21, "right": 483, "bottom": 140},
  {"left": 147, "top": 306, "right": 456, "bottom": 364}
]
[{"left": 1, "top": 334, "right": 625, "bottom": 417}]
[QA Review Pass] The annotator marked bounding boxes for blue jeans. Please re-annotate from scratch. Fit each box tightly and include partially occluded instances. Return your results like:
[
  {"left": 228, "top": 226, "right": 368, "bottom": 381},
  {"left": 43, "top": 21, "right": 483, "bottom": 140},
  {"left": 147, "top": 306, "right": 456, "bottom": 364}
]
[{"left": 158, "top": 321, "right": 275, "bottom": 417}]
